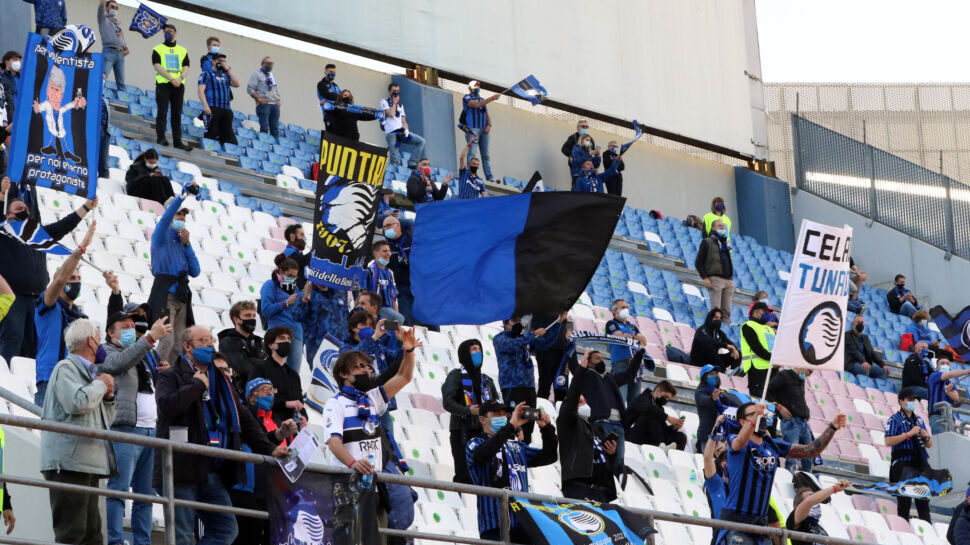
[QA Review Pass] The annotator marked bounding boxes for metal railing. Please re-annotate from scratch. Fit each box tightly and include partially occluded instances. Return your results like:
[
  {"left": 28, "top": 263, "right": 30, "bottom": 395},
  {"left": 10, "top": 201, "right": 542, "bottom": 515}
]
[
  {"left": 791, "top": 113, "right": 970, "bottom": 259},
  {"left": 933, "top": 401, "right": 970, "bottom": 435},
  {"left": 0, "top": 411, "right": 879, "bottom": 545}
]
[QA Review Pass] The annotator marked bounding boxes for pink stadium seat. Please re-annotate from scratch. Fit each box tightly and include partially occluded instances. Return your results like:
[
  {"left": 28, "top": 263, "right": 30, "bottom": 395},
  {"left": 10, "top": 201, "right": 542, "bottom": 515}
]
[
  {"left": 835, "top": 440, "right": 865, "bottom": 463},
  {"left": 686, "top": 366, "right": 701, "bottom": 381},
  {"left": 824, "top": 441, "right": 842, "bottom": 457},
  {"left": 636, "top": 316, "right": 658, "bottom": 335},
  {"left": 825, "top": 378, "right": 846, "bottom": 396},
  {"left": 140, "top": 199, "right": 164, "bottom": 215},
  {"left": 885, "top": 514, "right": 913, "bottom": 533},
  {"left": 845, "top": 526, "right": 877, "bottom": 544},
  {"left": 850, "top": 495, "right": 875, "bottom": 512},
  {"left": 644, "top": 343, "right": 666, "bottom": 362},
  {"left": 844, "top": 410, "right": 865, "bottom": 428},
  {"left": 818, "top": 405, "right": 839, "bottom": 421},
  {"left": 262, "top": 238, "right": 286, "bottom": 252},
  {"left": 883, "top": 391, "right": 898, "bottom": 406},
  {"left": 805, "top": 377, "right": 828, "bottom": 393},
  {"left": 817, "top": 369, "right": 841, "bottom": 381},
  {"left": 269, "top": 226, "right": 286, "bottom": 240},
  {"left": 847, "top": 426, "right": 869, "bottom": 445},
  {"left": 876, "top": 445, "right": 891, "bottom": 461},
  {"left": 592, "top": 318, "right": 608, "bottom": 333},
  {"left": 659, "top": 329, "right": 680, "bottom": 348},
  {"left": 808, "top": 418, "right": 828, "bottom": 438},
  {"left": 410, "top": 393, "right": 444, "bottom": 416},
  {"left": 862, "top": 413, "right": 885, "bottom": 430},
  {"left": 845, "top": 382, "right": 866, "bottom": 400},
  {"left": 643, "top": 330, "right": 663, "bottom": 345},
  {"left": 573, "top": 317, "right": 596, "bottom": 333},
  {"left": 591, "top": 305, "right": 611, "bottom": 321},
  {"left": 865, "top": 387, "right": 883, "bottom": 404},
  {"left": 874, "top": 498, "right": 896, "bottom": 516},
  {"left": 834, "top": 396, "right": 854, "bottom": 412},
  {"left": 277, "top": 216, "right": 298, "bottom": 228}
]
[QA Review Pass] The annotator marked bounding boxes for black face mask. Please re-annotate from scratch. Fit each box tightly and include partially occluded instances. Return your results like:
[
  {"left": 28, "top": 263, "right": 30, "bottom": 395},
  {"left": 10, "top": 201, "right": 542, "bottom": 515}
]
[
  {"left": 352, "top": 373, "right": 375, "bottom": 392},
  {"left": 469, "top": 165, "right": 478, "bottom": 176},
  {"left": 134, "top": 320, "right": 149, "bottom": 334},
  {"left": 63, "top": 282, "right": 81, "bottom": 301},
  {"left": 12, "top": 210, "right": 29, "bottom": 221},
  {"left": 593, "top": 360, "right": 606, "bottom": 374},
  {"left": 342, "top": 96, "right": 353, "bottom": 104},
  {"left": 711, "top": 319, "right": 722, "bottom": 330},
  {"left": 326, "top": 72, "right": 336, "bottom": 81},
  {"left": 391, "top": 91, "right": 400, "bottom": 97},
  {"left": 240, "top": 318, "right": 257, "bottom": 334},
  {"left": 897, "top": 283, "right": 905, "bottom": 291},
  {"left": 655, "top": 395, "right": 668, "bottom": 407},
  {"left": 509, "top": 323, "right": 524, "bottom": 337},
  {"left": 274, "top": 341, "right": 291, "bottom": 358},
  {"left": 854, "top": 323, "right": 865, "bottom": 333}
]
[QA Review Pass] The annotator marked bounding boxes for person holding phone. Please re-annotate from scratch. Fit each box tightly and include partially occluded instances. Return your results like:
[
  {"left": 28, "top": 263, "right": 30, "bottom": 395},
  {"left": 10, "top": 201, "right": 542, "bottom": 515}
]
[{"left": 557, "top": 351, "right": 618, "bottom": 503}]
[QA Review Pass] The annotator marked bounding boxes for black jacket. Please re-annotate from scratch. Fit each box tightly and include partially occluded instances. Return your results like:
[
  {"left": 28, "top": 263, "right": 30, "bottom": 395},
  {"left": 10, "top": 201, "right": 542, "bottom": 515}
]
[
  {"left": 766, "top": 369, "right": 810, "bottom": 420},
  {"left": 248, "top": 357, "right": 307, "bottom": 423},
  {"left": 887, "top": 286, "right": 918, "bottom": 315},
  {"left": 125, "top": 161, "right": 169, "bottom": 191},
  {"left": 695, "top": 383, "right": 722, "bottom": 448},
  {"left": 406, "top": 171, "right": 448, "bottom": 204},
  {"left": 557, "top": 365, "right": 617, "bottom": 500},
  {"left": 902, "top": 353, "right": 929, "bottom": 390},
  {"left": 602, "top": 149, "right": 625, "bottom": 183},
  {"left": 218, "top": 327, "right": 266, "bottom": 395},
  {"left": 326, "top": 107, "right": 377, "bottom": 142},
  {"left": 154, "top": 356, "right": 278, "bottom": 487},
  {"left": 441, "top": 369, "right": 498, "bottom": 432},
  {"left": 567, "top": 350, "right": 644, "bottom": 423},
  {"left": 690, "top": 309, "right": 739, "bottom": 369},
  {"left": 0, "top": 210, "right": 82, "bottom": 296},
  {"left": 560, "top": 133, "right": 595, "bottom": 160},
  {"left": 624, "top": 388, "right": 667, "bottom": 444},
  {"left": 844, "top": 331, "right": 885, "bottom": 371},
  {"left": 947, "top": 500, "right": 968, "bottom": 545},
  {"left": 468, "top": 423, "right": 558, "bottom": 470}
]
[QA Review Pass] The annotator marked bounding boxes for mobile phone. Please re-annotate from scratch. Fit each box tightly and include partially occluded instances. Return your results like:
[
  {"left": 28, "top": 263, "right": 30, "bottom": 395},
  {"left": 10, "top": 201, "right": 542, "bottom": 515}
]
[
  {"left": 385, "top": 320, "right": 400, "bottom": 331},
  {"left": 521, "top": 407, "right": 541, "bottom": 421},
  {"left": 603, "top": 432, "right": 619, "bottom": 443},
  {"left": 160, "top": 307, "right": 170, "bottom": 320}
]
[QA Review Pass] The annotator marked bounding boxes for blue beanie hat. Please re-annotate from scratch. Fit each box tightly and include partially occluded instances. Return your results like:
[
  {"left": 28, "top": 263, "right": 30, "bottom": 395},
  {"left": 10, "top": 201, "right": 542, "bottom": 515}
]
[{"left": 245, "top": 378, "right": 273, "bottom": 399}]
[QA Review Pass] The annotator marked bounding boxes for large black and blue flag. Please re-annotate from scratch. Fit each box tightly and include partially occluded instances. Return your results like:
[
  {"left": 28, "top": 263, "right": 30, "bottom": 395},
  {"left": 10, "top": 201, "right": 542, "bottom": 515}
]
[
  {"left": 410, "top": 192, "right": 623, "bottom": 325},
  {"left": 511, "top": 499, "right": 655, "bottom": 545},
  {"left": 7, "top": 30, "right": 103, "bottom": 199},
  {"left": 0, "top": 218, "right": 71, "bottom": 255},
  {"left": 855, "top": 467, "right": 952, "bottom": 499},
  {"left": 930, "top": 305, "right": 970, "bottom": 356},
  {"left": 509, "top": 74, "right": 548, "bottom": 105},
  {"left": 130, "top": 3, "right": 168, "bottom": 39},
  {"left": 619, "top": 119, "right": 643, "bottom": 155}
]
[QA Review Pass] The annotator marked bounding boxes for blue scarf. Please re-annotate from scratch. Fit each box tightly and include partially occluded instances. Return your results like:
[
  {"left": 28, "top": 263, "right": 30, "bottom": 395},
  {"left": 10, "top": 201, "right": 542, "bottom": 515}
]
[
  {"left": 192, "top": 356, "right": 241, "bottom": 466},
  {"left": 340, "top": 384, "right": 374, "bottom": 420}
]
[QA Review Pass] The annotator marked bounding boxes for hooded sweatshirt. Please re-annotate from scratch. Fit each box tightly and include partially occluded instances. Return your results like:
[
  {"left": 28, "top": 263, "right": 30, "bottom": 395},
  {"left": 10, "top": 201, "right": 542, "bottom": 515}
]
[
  {"left": 689, "top": 308, "right": 737, "bottom": 368},
  {"left": 442, "top": 339, "right": 498, "bottom": 431}
]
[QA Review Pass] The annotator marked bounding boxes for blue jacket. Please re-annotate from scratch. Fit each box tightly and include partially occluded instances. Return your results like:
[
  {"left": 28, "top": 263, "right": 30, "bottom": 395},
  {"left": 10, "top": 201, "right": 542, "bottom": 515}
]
[
  {"left": 300, "top": 287, "right": 348, "bottom": 364},
  {"left": 493, "top": 322, "right": 563, "bottom": 389},
  {"left": 904, "top": 322, "right": 943, "bottom": 345},
  {"left": 25, "top": 0, "right": 66, "bottom": 28},
  {"left": 569, "top": 144, "right": 601, "bottom": 178},
  {"left": 259, "top": 278, "right": 307, "bottom": 340},
  {"left": 151, "top": 194, "right": 201, "bottom": 292},
  {"left": 576, "top": 160, "right": 620, "bottom": 193}
]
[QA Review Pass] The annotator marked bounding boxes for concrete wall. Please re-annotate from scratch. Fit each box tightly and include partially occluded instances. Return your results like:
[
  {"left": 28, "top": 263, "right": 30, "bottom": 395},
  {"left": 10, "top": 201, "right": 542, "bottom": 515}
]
[
  {"left": 4, "top": 426, "right": 54, "bottom": 541},
  {"left": 793, "top": 190, "right": 970, "bottom": 309}
]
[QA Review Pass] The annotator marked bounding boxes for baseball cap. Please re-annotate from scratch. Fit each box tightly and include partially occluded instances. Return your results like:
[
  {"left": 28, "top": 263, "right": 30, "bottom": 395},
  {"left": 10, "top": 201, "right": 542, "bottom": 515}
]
[
  {"left": 700, "top": 364, "right": 718, "bottom": 378},
  {"left": 479, "top": 400, "right": 511, "bottom": 415}
]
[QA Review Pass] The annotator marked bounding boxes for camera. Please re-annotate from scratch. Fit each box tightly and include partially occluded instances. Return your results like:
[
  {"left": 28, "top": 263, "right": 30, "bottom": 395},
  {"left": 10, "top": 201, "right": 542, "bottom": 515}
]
[{"left": 521, "top": 407, "right": 541, "bottom": 421}]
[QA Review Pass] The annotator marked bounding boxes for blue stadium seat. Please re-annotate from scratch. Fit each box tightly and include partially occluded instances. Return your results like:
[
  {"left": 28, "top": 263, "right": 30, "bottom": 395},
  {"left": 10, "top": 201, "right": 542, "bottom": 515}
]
[
  {"left": 287, "top": 124, "right": 307, "bottom": 137},
  {"left": 103, "top": 88, "right": 117, "bottom": 101},
  {"left": 258, "top": 199, "right": 282, "bottom": 217},
  {"left": 256, "top": 132, "right": 276, "bottom": 144},
  {"left": 218, "top": 180, "right": 242, "bottom": 196},
  {"left": 298, "top": 179, "right": 317, "bottom": 193},
  {"left": 236, "top": 195, "right": 259, "bottom": 211},
  {"left": 186, "top": 125, "right": 205, "bottom": 139},
  {"left": 158, "top": 157, "right": 178, "bottom": 170},
  {"left": 124, "top": 85, "right": 143, "bottom": 96},
  {"left": 104, "top": 80, "right": 118, "bottom": 90},
  {"left": 240, "top": 157, "right": 261, "bottom": 170},
  {"left": 222, "top": 143, "right": 243, "bottom": 157},
  {"left": 171, "top": 170, "right": 195, "bottom": 183},
  {"left": 186, "top": 100, "right": 204, "bottom": 111},
  {"left": 261, "top": 163, "right": 283, "bottom": 175},
  {"left": 202, "top": 138, "right": 222, "bottom": 152}
]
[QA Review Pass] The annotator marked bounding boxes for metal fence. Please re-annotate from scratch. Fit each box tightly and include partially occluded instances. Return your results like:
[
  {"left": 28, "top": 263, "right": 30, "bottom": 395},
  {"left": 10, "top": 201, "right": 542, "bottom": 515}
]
[
  {"left": 0, "top": 410, "right": 879, "bottom": 545},
  {"left": 790, "top": 113, "right": 970, "bottom": 259}
]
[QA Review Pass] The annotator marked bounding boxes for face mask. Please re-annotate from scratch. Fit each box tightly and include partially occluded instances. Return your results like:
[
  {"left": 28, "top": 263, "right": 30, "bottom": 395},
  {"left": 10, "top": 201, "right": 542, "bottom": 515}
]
[
  {"left": 10, "top": 61, "right": 21, "bottom": 72},
  {"left": 711, "top": 319, "right": 722, "bottom": 329},
  {"left": 94, "top": 344, "right": 107, "bottom": 364},
  {"left": 145, "top": 162, "right": 158, "bottom": 169},
  {"left": 583, "top": 140, "right": 592, "bottom": 148},
  {"left": 352, "top": 373, "right": 375, "bottom": 392},
  {"left": 798, "top": 372, "right": 807, "bottom": 381},
  {"left": 490, "top": 416, "right": 508, "bottom": 430},
  {"left": 715, "top": 203, "right": 725, "bottom": 212},
  {"left": 274, "top": 341, "right": 291, "bottom": 358},
  {"left": 342, "top": 95, "right": 353, "bottom": 104},
  {"left": 383, "top": 228, "right": 397, "bottom": 239},
  {"left": 119, "top": 328, "right": 136, "bottom": 347},
  {"left": 610, "top": 146, "right": 618, "bottom": 153},
  {"left": 715, "top": 228, "right": 727, "bottom": 237},
  {"left": 64, "top": 282, "right": 82, "bottom": 300},
  {"left": 256, "top": 395, "right": 274, "bottom": 411},
  {"left": 391, "top": 91, "right": 400, "bottom": 98},
  {"left": 577, "top": 404, "right": 591, "bottom": 419},
  {"left": 134, "top": 320, "right": 149, "bottom": 334},
  {"left": 326, "top": 72, "right": 336, "bottom": 81},
  {"left": 618, "top": 308, "right": 631, "bottom": 321},
  {"left": 282, "top": 276, "right": 297, "bottom": 285},
  {"left": 897, "top": 283, "right": 906, "bottom": 290},
  {"left": 906, "top": 401, "right": 917, "bottom": 412},
  {"left": 593, "top": 360, "right": 606, "bottom": 374},
  {"left": 12, "top": 210, "right": 30, "bottom": 221},
  {"left": 920, "top": 320, "right": 928, "bottom": 327},
  {"left": 470, "top": 351, "right": 483, "bottom": 367},
  {"left": 510, "top": 323, "right": 524, "bottom": 337},
  {"left": 193, "top": 346, "right": 214, "bottom": 366},
  {"left": 655, "top": 395, "right": 668, "bottom": 407},
  {"left": 209, "top": 46, "right": 220, "bottom": 54},
  {"left": 420, "top": 166, "right": 432, "bottom": 176},
  {"left": 358, "top": 326, "right": 374, "bottom": 339},
  {"left": 171, "top": 220, "right": 185, "bottom": 231},
  {"left": 163, "top": 32, "right": 175, "bottom": 43},
  {"left": 939, "top": 365, "right": 951, "bottom": 374},
  {"left": 263, "top": 63, "right": 273, "bottom": 72},
  {"left": 579, "top": 128, "right": 589, "bottom": 135},
  {"left": 920, "top": 348, "right": 929, "bottom": 359},
  {"left": 240, "top": 318, "right": 257, "bottom": 334},
  {"left": 584, "top": 169, "right": 596, "bottom": 177},
  {"left": 705, "top": 375, "right": 719, "bottom": 388},
  {"left": 107, "top": 8, "right": 118, "bottom": 17},
  {"left": 854, "top": 323, "right": 864, "bottom": 333},
  {"left": 469, "top": 165, "right": 478, "bottom": 175},
  {"left": 808, "top": 504, "right": 822, "bottom": 521},
  {"left": 377, "top": 257, "right": 389, "bottom": 267}
]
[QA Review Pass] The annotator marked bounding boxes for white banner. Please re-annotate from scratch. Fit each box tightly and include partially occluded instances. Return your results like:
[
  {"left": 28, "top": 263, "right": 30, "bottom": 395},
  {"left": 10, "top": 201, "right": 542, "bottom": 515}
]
[{"left": 770, "top": 220, "right": 854, "bottom": 371}]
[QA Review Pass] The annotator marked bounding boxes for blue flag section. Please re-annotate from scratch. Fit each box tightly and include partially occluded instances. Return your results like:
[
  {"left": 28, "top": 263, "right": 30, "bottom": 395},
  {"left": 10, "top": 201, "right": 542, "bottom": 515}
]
[
  {"left": 855, "top": 467, "right": 953, "bottom": 499},
  {"left": 268, "top": 471, "right": 379, "bottom": 545},
  {"left": 509, "top": 74, "right": 548, "bottom": 105},
  {"left": 512, "top": 499, "right": 656, "bottom": 545},
  {"left": 411, "top": 192, "right": 624, "bottom": 325},
  {"left": 307, "top": 132, "right": 387, "bottom": 291},
  {"left": 130, "top": 3, "right": 168, "bottom": 39},
  {"left": 7, "top": 31, "right": 103, "bottom": 199},
  {"left": 0, "top": 218, "right": 72, "bottom": 255},
  {"left": 619, "top": 119, "right": 643, "bottom": 155},
  {"left": 319, "top": 99, "right": 384, "bottom": 120},
  {"left": 930, "top": 305, "right": 970, "bottom": 356}
]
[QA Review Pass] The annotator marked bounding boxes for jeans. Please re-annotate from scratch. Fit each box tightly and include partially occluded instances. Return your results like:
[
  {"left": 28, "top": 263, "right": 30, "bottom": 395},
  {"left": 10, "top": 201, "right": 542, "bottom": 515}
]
[
  {"left": 847, "top": 299, "right": 863, "bottom": 314},
  {"left": 256, "top": 103, "right": 280, "bottom": 139},
  {"left": 849, "top": 361, "right": 887, "bottom": 379},
  {"left": 465, "top": 127, "right": 492, "bottom": 179},
  {"left": 155, "top": 294, "right": 189, "bottom": 364},
  {"left": 385, "top": 131, "right": 426, "bottom": 167},
  {"left": 596, "top": 420, "right": 626, "bottom": 475},
  {"left": 929, "top": 413, "right": 949, "bottom": 434},
  {"left": 396, "top": 285, "right": 415, "bottom": 326},
  {"left": 780, "top": 417, "right": 813, "bottom": 472},
  {"left": 174, "top": 472, "right": 237, "bottom": 545},
  {"left": 0, "top": 292, "right": 38, "bottom": 362},
  {"left": 286, "top": 337, "right": 304, "bottom": 373},
  {"left": 35, "top": 381, "right": 48, "bottom": 407},
  {"left": 107, "top": 427, "right": 156, "bottom": 545},
  {"left": 102, "top": 47, "right": 126, "bottom": 88},
  {"left": 611, "top": 358, "right": 641, "bottom": 403},
  {"left": 911, "top": 386, "right": 929, "bottom": 400},
  {"left": 899, "top": 301, "right": 919, "bottom": 318},
  {"left": 708, "top": 277, "right": 736, "bottom": 324}
]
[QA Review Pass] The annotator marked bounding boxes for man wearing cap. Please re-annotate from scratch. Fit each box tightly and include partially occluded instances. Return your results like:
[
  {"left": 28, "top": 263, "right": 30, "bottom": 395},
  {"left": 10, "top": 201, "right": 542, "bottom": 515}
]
[
  {"left": 740, "top": 302, "right": 775, "bottom": 397},
  {"left": 466, "top": 400, "right": 558, "bottom": 543},
  {"left": 461, "top": 80, "right": 499, "bottom": 182},
  {"left": 948, "top": 486, "right": 970, "bottom": 545},
  {"left": 99, "top": 309, "right": 172, "bottom": 545},
  {"left": 695, "top": 364, "right": 727, "bottom": 451}
]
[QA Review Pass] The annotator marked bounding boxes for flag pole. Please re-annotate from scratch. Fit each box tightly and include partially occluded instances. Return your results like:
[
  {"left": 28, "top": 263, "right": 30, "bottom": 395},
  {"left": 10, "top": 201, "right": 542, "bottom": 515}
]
[
  {"left": 55, "top": 241, "right": 106, "bottom": 273},
  {"left": 755, "top": 365, "right": 774, "bottom": 430}
]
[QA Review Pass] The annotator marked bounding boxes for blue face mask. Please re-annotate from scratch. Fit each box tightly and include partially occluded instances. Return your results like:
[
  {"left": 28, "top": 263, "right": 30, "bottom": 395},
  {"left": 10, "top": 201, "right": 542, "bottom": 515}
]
[
  {"left": 119, "top": 328, "right": 136, "bottom": 347},
  {"left": 705, "top": 375, "right": 718, "bottom": 388},
  {"left": 358, "top": 326, "right": 374, "bottom": 339},
  {"left": 905, "top": 401, "right": 917, "bottom": 412},
  {"left": 193, "top": 346, "right": 214, "bottom": 366},
  {"left": 715, "top": 203, "right": 725, "bottom": 212},
  {"left": 209, "top": 46, "right": 220, "bottom": 54},
  {"left": 377, "top": 257, "right": 389, "bottom": 267},
  {"left": 384, "top": 228, "right": 397, "bottom": 239},
  {"left": 95, "top": 344, "right": 107, "bottom": 364},
  {"left": 584, "top": 169, "right": 596, "bottom": 177},
  {"left": 798, "top": 372, "right": 807, "bottom": 381},
  {"left": 470, "top": 351, "right": 483, "bottom": 367},
  {"left": 939, "top": 365, "right": 950, "bottom": 374},
  {"left": 920, "top": 348, "right": 929, "bottom": 359},
  {"left": 579, "top": 128, "right": 589, "bottom": 135},
  {"left": 171, "top": 220, "right": 186, "bottom": 231},
  {"left": 490, "top": 416, "right": 507, "bottom": 430},
  {"left": 715, "top": 228, "right": 727, "bottom": 237},
  {"left": 256, "top": 395, "right": 274, "bottom": 411}
]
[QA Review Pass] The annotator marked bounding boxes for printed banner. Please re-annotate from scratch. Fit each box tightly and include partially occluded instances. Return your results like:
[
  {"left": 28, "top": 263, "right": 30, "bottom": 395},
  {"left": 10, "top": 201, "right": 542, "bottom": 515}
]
[
  {"left": 7, "top": 31, "right": 103, "bottom": 199},
  {"left": 770, "top": 219, "right": 853, "bottom": 371},
  {"left": 307, "top": 132, "right": 387, "bottom": 290},
  {"left": 855, "top": 467, "right": 952, "bottom": 499},
  {"left": 269, "top": 471, "right": 379, "bottom": 545},
  {"left": 512, "top": 499, "right": 655, "bottom": 545},
  {"left": 305, "top": 335, "right": 342, "bottom": 413},
  {"left": 569, "top": 331, "right": 643, "bottom": 349}
]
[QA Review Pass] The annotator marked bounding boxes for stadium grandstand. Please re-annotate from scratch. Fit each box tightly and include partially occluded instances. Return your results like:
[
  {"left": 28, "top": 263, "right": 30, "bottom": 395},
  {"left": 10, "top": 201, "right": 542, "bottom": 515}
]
[{"left": 0, "top": 1, "right": 968, "bottom": 545}]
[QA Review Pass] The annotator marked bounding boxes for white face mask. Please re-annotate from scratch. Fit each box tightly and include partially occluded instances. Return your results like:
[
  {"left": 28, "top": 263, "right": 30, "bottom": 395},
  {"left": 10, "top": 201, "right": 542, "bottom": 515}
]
[
  {"left": 11, "top": 61, "right": 21, "bottom": 72},
  {"left": 577, "top": 404, "right": 591, "bottom": 420},
  {"left": 618, "top": 308, "right": 631, "bottom": 321},
  {"left": 145, "top": 162, "right": 158, "bottom": 169}
]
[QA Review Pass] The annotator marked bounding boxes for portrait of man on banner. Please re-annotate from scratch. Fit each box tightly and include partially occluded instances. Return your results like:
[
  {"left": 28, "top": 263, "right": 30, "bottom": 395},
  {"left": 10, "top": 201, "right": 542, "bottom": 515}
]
[{"left": 308, "top": 132, "right": 388, "bottom": 290}]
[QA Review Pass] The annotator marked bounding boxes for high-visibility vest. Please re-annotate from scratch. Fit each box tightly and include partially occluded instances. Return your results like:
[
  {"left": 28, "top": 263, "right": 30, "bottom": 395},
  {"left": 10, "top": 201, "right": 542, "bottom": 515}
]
[
  {"left": 740, "top": 320, "right": 774, "bottom": 373},
  {"left": 0, "top": 426, "right": 5, "bottom": 512},
  {"left": 703, "top": 211, "right": 732, "bottom": 239},
  {"left": 152, "top": 43, "right": 188, "bottom": 84}
]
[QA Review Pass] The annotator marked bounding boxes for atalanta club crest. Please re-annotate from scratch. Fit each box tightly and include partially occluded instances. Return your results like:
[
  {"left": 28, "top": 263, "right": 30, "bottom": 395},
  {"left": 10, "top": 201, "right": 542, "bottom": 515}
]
[{"left": 362, "top": 417, "right": 378, "bottom": 436}]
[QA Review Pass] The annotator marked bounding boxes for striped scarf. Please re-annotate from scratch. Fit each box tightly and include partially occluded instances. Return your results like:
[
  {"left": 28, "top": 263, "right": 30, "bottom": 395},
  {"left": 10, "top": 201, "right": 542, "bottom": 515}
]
[
  {"left": 461, "top": 368, "right": 490, "bottom": 406},
  {"left": 340, "top": 385, "right": 372, "bottom": 420}
]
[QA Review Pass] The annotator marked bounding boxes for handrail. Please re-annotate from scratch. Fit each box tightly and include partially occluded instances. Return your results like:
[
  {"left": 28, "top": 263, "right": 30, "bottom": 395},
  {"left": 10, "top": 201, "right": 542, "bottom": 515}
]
[
  {"left": 0, "top": 412, "right": 879, "bottom": 545},
  {"left": 0, "top": 386, "right": 42, "bottom": 417},
  {"left": 933, "top": 401, "right": 970, "bottom": 434}
]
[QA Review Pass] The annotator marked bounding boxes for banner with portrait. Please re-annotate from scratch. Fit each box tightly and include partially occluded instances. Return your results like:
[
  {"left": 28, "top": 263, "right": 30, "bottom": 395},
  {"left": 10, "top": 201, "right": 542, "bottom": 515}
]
[
  {"left": 307, "top": 132, "right": 387, "bottom": 290},
  {"left": 268, "top": 471, "right": 379, "bottom": 545},
  {"left": 7, "top": 29, "right": 103, "bottom": 198}
]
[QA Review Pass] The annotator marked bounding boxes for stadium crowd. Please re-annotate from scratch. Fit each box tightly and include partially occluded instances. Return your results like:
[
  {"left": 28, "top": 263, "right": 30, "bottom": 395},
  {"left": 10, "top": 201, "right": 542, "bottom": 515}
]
[{"left": 0, "top": 4, "right": 968, "bottom": 545}]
